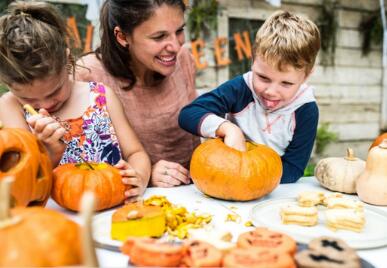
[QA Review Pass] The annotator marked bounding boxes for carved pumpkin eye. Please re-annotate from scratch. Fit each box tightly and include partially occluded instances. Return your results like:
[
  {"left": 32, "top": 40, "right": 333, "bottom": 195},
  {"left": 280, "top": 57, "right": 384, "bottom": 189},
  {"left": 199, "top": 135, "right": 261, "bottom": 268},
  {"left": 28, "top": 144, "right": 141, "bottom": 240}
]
[
  {"left": 36, "top": 165, "right": 44, "bottom": 180},
  {"left": 0, "top": 151, "right": 21, "bottom": 172},
  {"left": 35, "top": 141, "right": 47, "bottom": 181},
  {"left": 0, "top": 126, "right": 53, "bottom": 207}
]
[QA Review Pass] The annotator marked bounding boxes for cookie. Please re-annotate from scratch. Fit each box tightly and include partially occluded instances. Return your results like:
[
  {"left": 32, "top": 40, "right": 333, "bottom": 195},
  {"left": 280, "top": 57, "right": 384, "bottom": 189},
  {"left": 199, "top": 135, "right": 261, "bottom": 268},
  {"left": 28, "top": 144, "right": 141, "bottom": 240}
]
[
  {"left": 325, "top": 208, "right": 365, "bottom": 232},
  {"left": 298, "top": 191, "right": 325, "bottom": 207},
  {"left": 325, "top": 197, "right": 363, "bottom": 212},
  {"left": 322, "top": 192, "right": 343, "bottom": 206},
  {"left": 120, "top": 237, "right": 185, "bottom": 267},
  {"left": 295, "top": 236, "right": 360, "bottom": 268},
  {"left": 309, "top": 236, "right": 359, "bottom": 259},
  {"left": 223, "top": 248, "right": 296, "bottom": 268},
  {"left": 237, "top": 227, "right": 297, "bottom": 256},
  {"left": 280, "top": 204, "right": 318, "bottom": 226},
  {"left": 181, "top": 240, "right": 223, "bottom": 267}
]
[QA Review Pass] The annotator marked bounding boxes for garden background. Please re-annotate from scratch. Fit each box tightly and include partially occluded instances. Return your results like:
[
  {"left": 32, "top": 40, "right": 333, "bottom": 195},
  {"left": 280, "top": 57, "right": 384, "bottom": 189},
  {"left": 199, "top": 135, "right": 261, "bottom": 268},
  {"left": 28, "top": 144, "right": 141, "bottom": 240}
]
[{"left": 1, "top": 0, "right": 386, "bottom": 174}]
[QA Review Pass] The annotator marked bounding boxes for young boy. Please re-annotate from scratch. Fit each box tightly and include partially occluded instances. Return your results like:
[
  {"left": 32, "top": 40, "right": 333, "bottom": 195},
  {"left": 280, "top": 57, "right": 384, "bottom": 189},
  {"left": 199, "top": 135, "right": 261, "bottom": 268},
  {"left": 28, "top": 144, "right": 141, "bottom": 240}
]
[{"left": 179, "top": 10, "right": 321, "bottom": 183}]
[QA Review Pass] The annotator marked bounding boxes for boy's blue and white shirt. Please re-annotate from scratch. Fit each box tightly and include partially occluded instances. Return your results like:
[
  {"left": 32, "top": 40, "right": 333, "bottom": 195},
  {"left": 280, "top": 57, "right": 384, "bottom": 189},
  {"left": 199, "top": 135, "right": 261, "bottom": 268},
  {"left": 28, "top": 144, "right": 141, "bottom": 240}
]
[{"left": 179, "top": 71, "right": 319, "bottom": 184}]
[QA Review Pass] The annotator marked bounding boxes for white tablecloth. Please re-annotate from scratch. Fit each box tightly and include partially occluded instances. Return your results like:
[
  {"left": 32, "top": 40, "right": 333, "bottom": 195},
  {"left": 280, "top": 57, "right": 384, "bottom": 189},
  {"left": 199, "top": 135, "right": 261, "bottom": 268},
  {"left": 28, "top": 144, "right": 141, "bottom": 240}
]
[{"left": 47, "top": 177, "right": 387, "bottom": 267}]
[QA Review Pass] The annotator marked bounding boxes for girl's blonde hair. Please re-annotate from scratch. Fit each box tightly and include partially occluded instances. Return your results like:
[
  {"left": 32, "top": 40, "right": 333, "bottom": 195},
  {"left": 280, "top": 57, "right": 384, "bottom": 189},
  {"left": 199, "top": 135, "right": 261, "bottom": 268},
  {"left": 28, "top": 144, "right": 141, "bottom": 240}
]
[
  {"left": 253, "top": 10, "right": 320, "bottom": 75},
  {"left": 0, "top": 1, "right": 71, "bottom": 86}
]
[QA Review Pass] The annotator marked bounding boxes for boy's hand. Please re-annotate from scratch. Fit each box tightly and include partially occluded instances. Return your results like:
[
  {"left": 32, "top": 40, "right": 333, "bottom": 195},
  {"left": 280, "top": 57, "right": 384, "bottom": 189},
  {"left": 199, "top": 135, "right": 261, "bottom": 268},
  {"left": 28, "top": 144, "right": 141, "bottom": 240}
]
[
  {"left": 26, "top": 108, "right": 66, "bottom": 154},
  {"left": 216, "top": 121, "right": 247, "bottom": 151},
  {"left": 150, "top": 160, "right": 190, "bottom": 187},
  {"left": 115, "top": 160, "right": 146, "bottom": 203}
]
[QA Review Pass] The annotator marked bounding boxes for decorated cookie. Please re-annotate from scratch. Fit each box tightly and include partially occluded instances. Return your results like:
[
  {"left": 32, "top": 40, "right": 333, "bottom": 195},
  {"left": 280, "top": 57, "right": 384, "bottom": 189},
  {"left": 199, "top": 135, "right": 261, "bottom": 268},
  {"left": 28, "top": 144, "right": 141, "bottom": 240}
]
[
  {"left": 295, "top": 236, "right": 360, "bottom": 268},
  {"left": 181, "top": 240, "right": 223, "bottom": 267},
  {"left": 237, "top": 227, "right": 297, "bottom": 256},
  {"left": 223, "top": 248, "right": 296, "bottom": 268},
  {"left": 120, "top": 237, "right": 185, "bottom": 267}
]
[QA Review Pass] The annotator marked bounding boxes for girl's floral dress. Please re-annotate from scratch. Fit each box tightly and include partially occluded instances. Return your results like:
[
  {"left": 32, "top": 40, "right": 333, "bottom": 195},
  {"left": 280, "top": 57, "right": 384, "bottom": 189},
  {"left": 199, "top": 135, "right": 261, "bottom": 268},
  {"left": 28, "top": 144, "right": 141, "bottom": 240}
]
[{"left": 55, "top": 82, "right": 122, "bottom": 165}]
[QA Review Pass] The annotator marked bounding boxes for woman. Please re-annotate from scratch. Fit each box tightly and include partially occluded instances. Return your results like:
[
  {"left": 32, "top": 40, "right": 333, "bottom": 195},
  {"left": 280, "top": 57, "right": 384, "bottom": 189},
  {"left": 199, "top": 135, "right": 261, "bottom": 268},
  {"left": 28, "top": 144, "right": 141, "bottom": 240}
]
[{"left": 76, "top": 0, "right": 200, "bottom": 187}]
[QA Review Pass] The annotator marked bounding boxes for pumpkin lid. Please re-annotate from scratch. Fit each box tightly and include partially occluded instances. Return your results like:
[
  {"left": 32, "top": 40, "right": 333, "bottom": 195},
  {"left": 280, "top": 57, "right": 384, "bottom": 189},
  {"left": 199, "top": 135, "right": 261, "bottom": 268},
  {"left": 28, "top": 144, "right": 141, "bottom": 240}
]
[
  {"left": 0, "top": 177, "right": 22, "bottom": 229},
  {"left": 112, "top": 203, "right": 164, "bottom": 222}
]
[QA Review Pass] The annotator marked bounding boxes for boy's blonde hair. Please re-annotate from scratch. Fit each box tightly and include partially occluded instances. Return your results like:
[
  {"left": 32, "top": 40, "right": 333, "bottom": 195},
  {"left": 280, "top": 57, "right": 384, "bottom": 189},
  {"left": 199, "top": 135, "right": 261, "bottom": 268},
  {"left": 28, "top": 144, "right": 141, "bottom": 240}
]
[{"left": 253, "top": 10, "right": 320, "bottom": 75}]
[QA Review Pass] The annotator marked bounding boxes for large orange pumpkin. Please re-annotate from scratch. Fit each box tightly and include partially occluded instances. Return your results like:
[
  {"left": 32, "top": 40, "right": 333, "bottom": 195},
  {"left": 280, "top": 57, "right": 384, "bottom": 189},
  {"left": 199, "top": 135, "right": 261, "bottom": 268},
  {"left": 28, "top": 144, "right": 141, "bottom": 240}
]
[
  {"left": 0, "top": 178, "right": 82, "bottom": 267},
  {"left": 0, "top": 122, "right": 52, "bottom": 206},
  {"left": 369, "top": 132, "right": 387, "bottom": 150},
  {"left": 190, "top": 139, "right": 282, "bottom": 201},
  {"left": 52, "top": 162, "right": 126, "bottom": 211}
]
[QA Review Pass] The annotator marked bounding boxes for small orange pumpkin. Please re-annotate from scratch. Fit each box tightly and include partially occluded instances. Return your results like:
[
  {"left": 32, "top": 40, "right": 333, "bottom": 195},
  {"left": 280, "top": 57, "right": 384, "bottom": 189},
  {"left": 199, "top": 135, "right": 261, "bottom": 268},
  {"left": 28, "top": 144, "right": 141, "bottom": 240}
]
[
  {"left": 0, "top": 122, "right": 52, "bottom": 206},
  {"left": 52, "top": 162, "right": 126, "bottom": 211},
  {"left": 190, "top": 139, "right": 282, "bottom": 201},
  {"left": 369, "top": 132, "right": 387, "bottom": 150},
  {"left": 0, "top": 177, "right": 82, "bottom": 267}
]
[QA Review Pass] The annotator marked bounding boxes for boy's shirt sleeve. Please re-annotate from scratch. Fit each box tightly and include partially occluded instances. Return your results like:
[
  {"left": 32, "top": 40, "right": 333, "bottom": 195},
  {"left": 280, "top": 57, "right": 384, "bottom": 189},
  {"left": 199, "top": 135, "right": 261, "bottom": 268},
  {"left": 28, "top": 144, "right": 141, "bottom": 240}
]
[
  {"left": 281, "top": 102, "right": 319, "bottom": 184},
  {"left": 179, "top": 75, "right": 250, "bottom": 137}
]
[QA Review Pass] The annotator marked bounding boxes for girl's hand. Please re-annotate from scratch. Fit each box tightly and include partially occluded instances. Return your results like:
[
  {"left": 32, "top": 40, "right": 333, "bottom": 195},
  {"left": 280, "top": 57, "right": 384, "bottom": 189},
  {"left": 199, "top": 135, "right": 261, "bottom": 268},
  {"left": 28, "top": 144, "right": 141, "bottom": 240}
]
[
  {"left": 115, "top": 160, "right": 146, "bottom": 203},
  {"left": 150, "top": 160, "right": 190, "bottom": 187},
  {"left": 26, "top": 108, "right": 66, "bottom": 155},
  {"left": 217, "top": 121, "right": 247, "bottom": 152}
]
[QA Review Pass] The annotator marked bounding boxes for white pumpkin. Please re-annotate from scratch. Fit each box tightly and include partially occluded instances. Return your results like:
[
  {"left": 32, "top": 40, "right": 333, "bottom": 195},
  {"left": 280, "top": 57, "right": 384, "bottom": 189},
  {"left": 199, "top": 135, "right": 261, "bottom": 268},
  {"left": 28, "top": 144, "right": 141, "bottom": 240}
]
[
  {"left": 357, "top": 139, "right": 387, "bottom": 205},
  {"left": 314, "top": 148, "right": 365, "bottom": 193}
]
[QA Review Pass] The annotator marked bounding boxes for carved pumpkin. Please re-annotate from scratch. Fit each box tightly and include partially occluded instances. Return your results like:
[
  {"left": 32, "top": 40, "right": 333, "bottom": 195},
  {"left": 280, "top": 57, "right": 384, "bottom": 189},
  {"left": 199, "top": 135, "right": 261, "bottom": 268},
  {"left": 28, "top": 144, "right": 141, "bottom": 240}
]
[
  {"left": 0, "top": 177, "right": 82, "bottom": 267},
  {"left": 357, "top": 139, "right": 387, "bottom": 205},
  {"left": 314, "top": 148, "right": 365, "bottom": 193},
  {"left": 52, "top": 162, "right": 126, "bottom": 211},
  {"left": 0, "top": 122, "right": 52, "bottom": 206},
  {"left": 369, "top": 133, "right": 387, "bottom": 150},
  {"left": 190, "top": 139, "right": 282, "bottom": 201}
]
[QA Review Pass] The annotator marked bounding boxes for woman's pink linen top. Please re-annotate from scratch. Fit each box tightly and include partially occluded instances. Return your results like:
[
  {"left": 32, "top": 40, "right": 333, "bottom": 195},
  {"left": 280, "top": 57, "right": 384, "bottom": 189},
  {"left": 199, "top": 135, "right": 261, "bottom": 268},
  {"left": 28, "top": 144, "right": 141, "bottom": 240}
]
[{"left": 75, "top": 47, "right": 200, "bottom": 169}]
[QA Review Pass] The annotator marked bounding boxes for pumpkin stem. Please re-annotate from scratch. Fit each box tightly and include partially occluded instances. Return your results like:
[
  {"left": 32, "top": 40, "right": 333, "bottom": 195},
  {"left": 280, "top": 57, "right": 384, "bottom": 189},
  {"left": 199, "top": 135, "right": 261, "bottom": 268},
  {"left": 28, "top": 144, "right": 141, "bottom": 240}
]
[
  {"left": 79, "top": 191, "right": 99, "bottom": 267},
  {"left": 0, "top": 176, "right": 21, "bottom": 228},
  {"left": 0, "top": 176, "right": 12, "bottom": 221},
  {"left": 378, "top": 139, "right": 387, "bottom": 149},
  {"left": 344, "top": 148, "right": 357, "bottom": 161}
]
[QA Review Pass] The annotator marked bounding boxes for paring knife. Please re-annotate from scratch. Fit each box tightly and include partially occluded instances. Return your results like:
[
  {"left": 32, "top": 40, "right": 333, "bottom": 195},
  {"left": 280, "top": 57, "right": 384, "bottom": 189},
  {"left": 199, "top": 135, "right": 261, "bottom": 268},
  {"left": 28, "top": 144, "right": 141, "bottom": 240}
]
[{"left": 23, "top": 104, "right": 94, "bottom": 170}]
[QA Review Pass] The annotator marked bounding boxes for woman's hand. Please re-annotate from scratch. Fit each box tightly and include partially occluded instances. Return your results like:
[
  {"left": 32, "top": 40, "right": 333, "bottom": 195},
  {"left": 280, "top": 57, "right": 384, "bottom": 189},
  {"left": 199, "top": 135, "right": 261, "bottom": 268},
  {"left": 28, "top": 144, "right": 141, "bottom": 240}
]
[
  {"left": 150, "top": 160, "right": 190, "bottom": 187},
  {"left": 115, "top": 159, "right": 147, "bottom": 203},
  {"left": 26, "top": 108, "right": 66, "bottom": 163}
]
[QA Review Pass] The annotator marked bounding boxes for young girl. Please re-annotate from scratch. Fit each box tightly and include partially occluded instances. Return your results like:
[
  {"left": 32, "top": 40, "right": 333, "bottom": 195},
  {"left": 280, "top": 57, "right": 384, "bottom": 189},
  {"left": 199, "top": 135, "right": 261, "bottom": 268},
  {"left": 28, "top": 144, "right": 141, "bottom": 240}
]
[{"left": 0, "top": 1, "right": 151, "bottom": 202}]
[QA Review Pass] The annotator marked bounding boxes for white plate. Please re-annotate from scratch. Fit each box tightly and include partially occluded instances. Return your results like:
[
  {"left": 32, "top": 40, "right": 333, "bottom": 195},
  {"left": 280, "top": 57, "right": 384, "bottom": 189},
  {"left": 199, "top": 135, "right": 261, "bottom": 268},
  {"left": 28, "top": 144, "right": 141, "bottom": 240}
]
[
  {"left": 93, "top": 210, "right": 121, "bottom": 251},
  {"left": 249, "top": 198, "right": 387, "bottom": 249}
]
